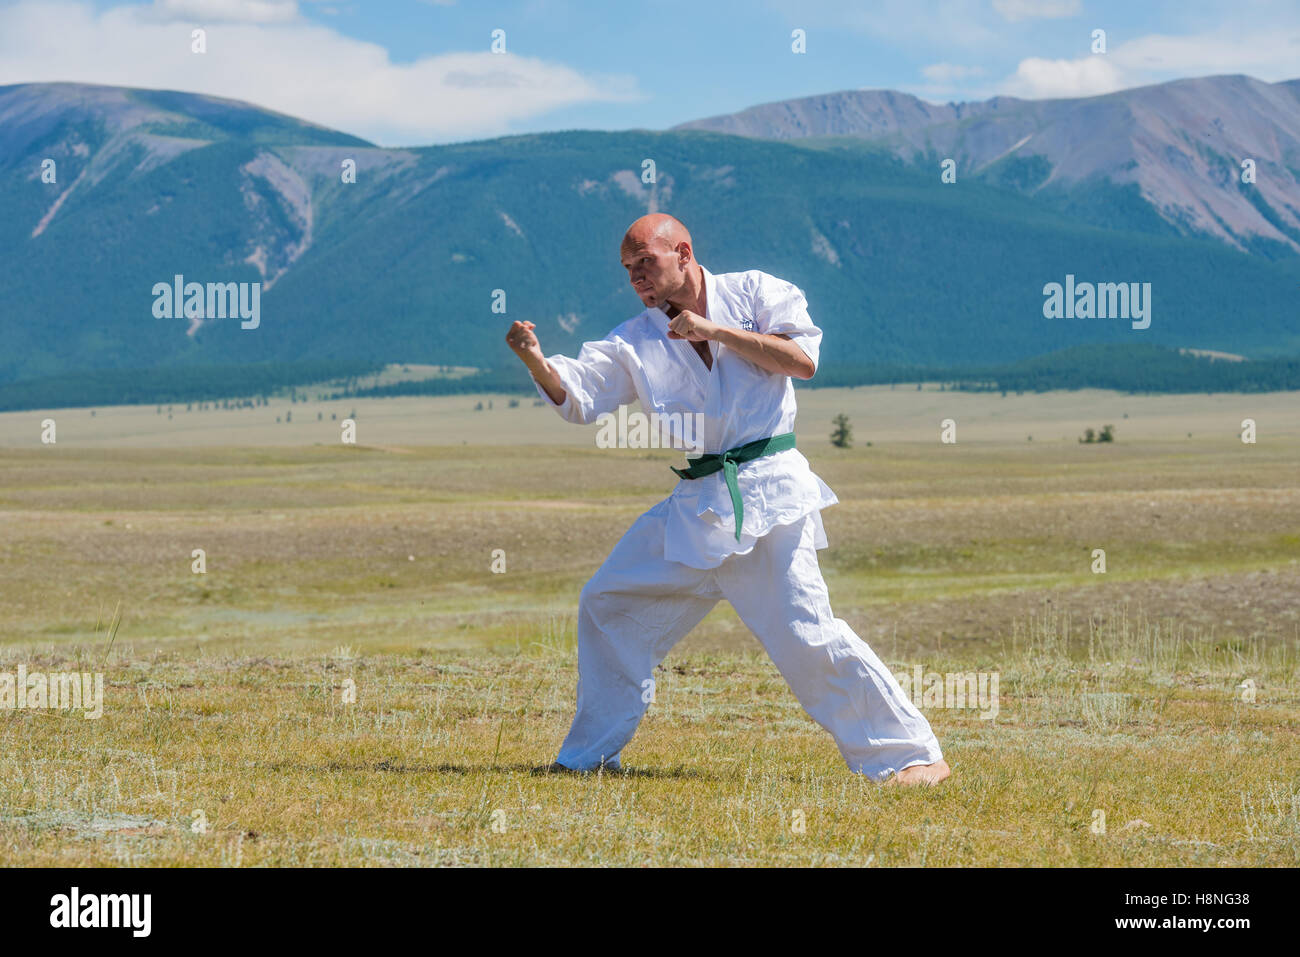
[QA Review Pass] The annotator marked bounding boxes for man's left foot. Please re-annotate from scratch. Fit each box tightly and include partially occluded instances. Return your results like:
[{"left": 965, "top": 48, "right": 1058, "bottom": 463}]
[
  {"left": 886, "top": 759, "right": 950, "bottom": 787},
  {"left": 529, "top": 761, "right": 622, "bottom": 775},
  {"left": 530, "top": 762, "right": 575, "bottom": 775}
]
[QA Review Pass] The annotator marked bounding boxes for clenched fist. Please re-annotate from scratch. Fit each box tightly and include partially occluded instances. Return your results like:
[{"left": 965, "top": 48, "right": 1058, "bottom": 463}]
[
  {"left": 666, "top": 308, "right": 718, "bottom": 342},
  {"left": 506, "top": 319, "right": 566, "bottom": 405},
  {"left": 505, "top": 319, "right": 542, "bottom": 359}
]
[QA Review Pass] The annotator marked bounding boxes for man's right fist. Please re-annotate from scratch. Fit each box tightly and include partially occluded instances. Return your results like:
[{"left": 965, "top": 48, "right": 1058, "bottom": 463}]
[{"left": 505, "top": 320, "right": 541, "bottom": 358}]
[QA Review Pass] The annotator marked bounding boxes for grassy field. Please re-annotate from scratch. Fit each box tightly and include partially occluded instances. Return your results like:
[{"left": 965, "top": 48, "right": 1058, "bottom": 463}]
[{"left": 0, "top": 386, "right": 1297, "bottom": 865}]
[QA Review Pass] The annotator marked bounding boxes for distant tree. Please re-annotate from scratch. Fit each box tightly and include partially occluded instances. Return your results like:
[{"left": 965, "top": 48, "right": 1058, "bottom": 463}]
[
  {"left": 1079, "top": 428, "right": 1096, "bottom": 444},
  {"left": 830, "top": 413, "right": 852, "bottom": 449},
  {"left": 1098, "top": 424, "right": 1115, "bottom": 442}
]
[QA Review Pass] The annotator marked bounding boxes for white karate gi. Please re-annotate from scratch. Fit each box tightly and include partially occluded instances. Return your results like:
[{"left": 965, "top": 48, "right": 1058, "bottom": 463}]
[{"left": 531, "top": 264, "right": 943, "bottom": 779}]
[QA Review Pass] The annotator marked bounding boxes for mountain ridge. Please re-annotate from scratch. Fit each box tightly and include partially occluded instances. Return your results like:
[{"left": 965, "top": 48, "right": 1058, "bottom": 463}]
[
  {"left": 673, "top": 74, "right": 1300, "bottom": 255},
  {"left": 2, "top": 79, "right": 1297, "bottom": 392}
]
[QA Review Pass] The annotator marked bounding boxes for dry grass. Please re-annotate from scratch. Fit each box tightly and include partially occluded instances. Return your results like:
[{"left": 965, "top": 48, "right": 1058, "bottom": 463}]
[
  {"left": 1, "top": 608, "right": 1296, "bottom": 866},
  {"left": 0, "top": 389, "right": 1297, "bottom": 865}
]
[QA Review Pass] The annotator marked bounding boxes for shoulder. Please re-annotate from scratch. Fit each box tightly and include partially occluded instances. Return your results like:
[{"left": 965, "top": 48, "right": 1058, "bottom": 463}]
[
  {"left": 716, "top": 269, "right": 804, "bottom": 300},
  {"left": 610, "top": 310, "right": 657, "bottom": 341},
  {"left": 588, "top": 311, "right": 655, "bottom": 350}
]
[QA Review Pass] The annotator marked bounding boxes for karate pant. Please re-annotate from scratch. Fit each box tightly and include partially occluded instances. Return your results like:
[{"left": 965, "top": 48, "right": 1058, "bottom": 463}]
[{"left": 555, "top": 499, "right": 944, "bottom": 779}]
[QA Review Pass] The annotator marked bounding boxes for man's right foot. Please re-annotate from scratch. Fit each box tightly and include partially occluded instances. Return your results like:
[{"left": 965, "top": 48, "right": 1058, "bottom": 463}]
[{"left": 886, "top": 759, "right": 951, "bottom": 787}]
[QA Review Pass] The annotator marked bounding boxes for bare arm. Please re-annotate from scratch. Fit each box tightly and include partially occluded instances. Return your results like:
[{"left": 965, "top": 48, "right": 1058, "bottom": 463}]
[
  {"left": 666, "top": 309, "right": 814, "bottom": 380},
  {"left": 710, "top": 327, "right": 814, "bottom": 380},
  {"left": 505, "top": 320, "right": 566, "bottom": 405}
]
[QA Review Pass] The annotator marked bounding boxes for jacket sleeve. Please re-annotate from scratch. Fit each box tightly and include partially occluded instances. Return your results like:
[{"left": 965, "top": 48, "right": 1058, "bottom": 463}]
[
  {"left": 530, "top": 332, "right": 638, "bottom": 426},
  {"left": 748, "top": 272, "right": 823, "bottom": 374}
]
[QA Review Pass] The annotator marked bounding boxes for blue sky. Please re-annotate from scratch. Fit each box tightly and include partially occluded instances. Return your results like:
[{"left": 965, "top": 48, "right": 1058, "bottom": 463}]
[{"left": 1, "top": 0, "right": 1298, "bottom": 146}]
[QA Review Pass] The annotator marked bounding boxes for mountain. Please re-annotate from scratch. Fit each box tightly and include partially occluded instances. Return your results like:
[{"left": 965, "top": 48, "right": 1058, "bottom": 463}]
[
  {"left": 2, "top": 80, "right": 1298, "bottom": 393},
  {"left": 674, "top": 75, "right": 1300, "bottom": 257}
]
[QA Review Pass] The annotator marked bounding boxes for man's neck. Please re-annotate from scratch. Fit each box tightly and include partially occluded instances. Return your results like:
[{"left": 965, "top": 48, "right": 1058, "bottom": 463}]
[{"left": 664, "top": 263, "right": 706, "bottom": 316}]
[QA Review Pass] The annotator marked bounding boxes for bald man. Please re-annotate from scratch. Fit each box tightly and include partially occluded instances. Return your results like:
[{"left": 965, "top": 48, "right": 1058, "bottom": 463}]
[{"left": 505, "top": 214, "right": 949, "bottom": 785}]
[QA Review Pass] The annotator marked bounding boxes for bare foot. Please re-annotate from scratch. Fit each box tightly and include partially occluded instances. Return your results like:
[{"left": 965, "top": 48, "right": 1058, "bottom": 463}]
[{"left": 886, "top": 759, "right": 951, "bottom": 787}]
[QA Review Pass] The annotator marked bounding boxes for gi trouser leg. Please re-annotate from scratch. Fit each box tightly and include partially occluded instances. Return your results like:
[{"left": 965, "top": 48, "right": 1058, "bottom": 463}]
[
  {"left": 555, "top": 502, "right": 944, "bottom": 779},
  {"left": 556, "top": 500, "right": 721, "bottom": 770},
  {"left": 715, "top": 512, "right": 944, "bottom": 780}
]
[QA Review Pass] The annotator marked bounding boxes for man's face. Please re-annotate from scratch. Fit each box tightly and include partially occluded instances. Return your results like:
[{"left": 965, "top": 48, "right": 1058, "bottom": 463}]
[{"left": 621, "top": 240, "right": 684, "bottom": 309}]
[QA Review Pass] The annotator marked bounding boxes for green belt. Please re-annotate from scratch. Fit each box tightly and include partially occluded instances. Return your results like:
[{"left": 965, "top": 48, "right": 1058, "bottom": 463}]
[{"left": 670, "top": 432, "right": 796, "bottom": 541}]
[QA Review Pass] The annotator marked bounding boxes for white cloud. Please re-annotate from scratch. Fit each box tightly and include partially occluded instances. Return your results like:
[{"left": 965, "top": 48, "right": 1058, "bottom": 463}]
[
  {"left": 991, "top": 0, "right": 1080, "bottom": 23},
  {"left": 921, "top": 62, "right": 985, "bottom": 83},
  {"left": 1115, "top": 29, "right": 1300, "bottom": 79},
  {"left": 149, "top": 0, "right": 299, "bottom": 22},
  {"left": 1000, "top": 25, "right": 1300, "bottom": 99},
  {"left": 1002, "top": 55, "right": 1126, "bottom": 98},
  {"left": 766, "top": 0, "right": 1004, "bottom": 51},
  {"left": 0, "top": 1, "right": 641, "bottom": 145}
]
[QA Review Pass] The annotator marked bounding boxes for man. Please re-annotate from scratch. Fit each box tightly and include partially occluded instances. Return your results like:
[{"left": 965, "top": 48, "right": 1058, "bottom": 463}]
[{"left": 505, "top": 213, "right": 949, "bottom": 786}]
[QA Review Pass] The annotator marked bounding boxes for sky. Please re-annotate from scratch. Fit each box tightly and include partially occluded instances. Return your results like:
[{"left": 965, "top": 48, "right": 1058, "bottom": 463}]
[{"left": 0, "top": 0, "right": 1298, "bottom": 147}]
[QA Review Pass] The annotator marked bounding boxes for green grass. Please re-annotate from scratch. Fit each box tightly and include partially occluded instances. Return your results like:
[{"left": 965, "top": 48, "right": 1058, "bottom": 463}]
[
  {"left": 1, "top": 607, "right": 1296, "bottom": 866},
  {"left": 0, "top": 392, "right": 1297, "bottom": 864}
]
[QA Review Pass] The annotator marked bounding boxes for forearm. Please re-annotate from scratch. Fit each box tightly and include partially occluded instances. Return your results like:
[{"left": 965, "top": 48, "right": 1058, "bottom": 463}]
[
  {"left": 709, "top": 327, "right": 814, "bottom": 379},
  {"left": 522, "top": 353, "right": 567, "bottom": 405}
]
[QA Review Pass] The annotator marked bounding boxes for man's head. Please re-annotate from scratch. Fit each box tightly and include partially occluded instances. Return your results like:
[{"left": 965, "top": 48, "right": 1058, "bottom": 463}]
[{"left": 620, "top": 213, "right": 695, "bottom": 309}]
